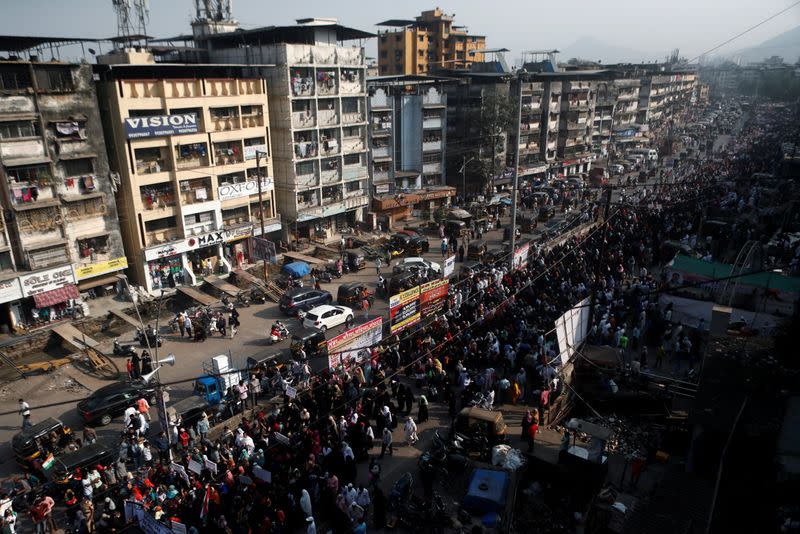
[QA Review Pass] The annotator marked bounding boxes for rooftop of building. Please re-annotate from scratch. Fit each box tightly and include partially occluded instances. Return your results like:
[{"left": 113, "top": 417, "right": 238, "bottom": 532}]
[
  {"left": 197, "top": 19, "right": 374, "bottom": 46},
  {"left": 367, "top": 74, "right": 457, "bottom": 85}
]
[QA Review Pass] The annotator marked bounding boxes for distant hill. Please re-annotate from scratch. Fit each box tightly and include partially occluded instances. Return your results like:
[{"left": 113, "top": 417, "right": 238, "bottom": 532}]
[
  {"left": 732, "top": 26, "right": 800, "bottom": 64},
  {"left": 559, "top": 36, "right": 662, "bottom": 64}
]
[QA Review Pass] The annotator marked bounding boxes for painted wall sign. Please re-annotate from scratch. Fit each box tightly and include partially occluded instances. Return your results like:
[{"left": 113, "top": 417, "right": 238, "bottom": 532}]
[{"left": 19, "top": 265, "right": 76, "bottom": 297}]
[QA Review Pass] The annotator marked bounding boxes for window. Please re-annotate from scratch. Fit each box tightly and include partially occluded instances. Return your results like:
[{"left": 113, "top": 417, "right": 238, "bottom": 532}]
[
  {"left": 28, "top": 244, "right": 69, "bottom": 270},
  {"left": 395, "top": 35, "right": 402, "bottom": 42},
  {"left": 419, "top": 36, "right": 424, "bottom": 42},
  {"left": 145, "top": 217, "right": 176, "bottom": 232},
  {"left": 418, "top": 50, "right": 424, "bottom": 57},
  {"left": 346, "top": 180, "right": 361, "bottom": 193},
  {"left": 250, "top": 200, "right": 272, "bottom": 220},
  {"left": 395, "top": 51, "right": 402, "bottom": 60},
  {"left": 0, "top": 251, "right": 13, "bottom": 271},
  {"left": 6, "top": 164, "right": 50, "bottom": 183},
  {"left": 63, "top": 158, "right": 93, "bottom": 177},
  {"left": 210, "top": 107, "right": 238, "bottom": 119},
  {"left": 222, "top": 206, "right": 249, "bottom": 225},
  {"left": 184, "top": 211, "right": 214, "bottom": 226},
  {"left": 218, "top": 171, "right": 246, "bottom": 186},
  {"left": 343, "top": 154, "right": 361, "bottom": 166},
  {"left": 240, "top": 105, "right": 262, "bottom": 117},
  {"left": 34, "top": 67, "right": 73, "bottom": 92},
  {"left": 380, "top": 35, "right": 387, "bottom": 42},
  {"left": 380, "top": 51, "right": 388, "bottom": 58},
  {"left": 0, "top": 66, "right": 32, "bottom": 90},
  {"left": 0, "top": 120, "right": 37, "bottom": 139},
  {"left": 77, "top": 235, "right": 109, "bottom": 257}
]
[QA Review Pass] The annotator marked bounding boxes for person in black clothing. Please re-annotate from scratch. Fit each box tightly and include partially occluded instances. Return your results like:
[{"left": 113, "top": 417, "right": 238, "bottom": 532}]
[
  {"left": 458, "top": 244, "right": 465, "bottom": 262},
  {"left": 217, "top": 314, "right": 227, "bottom": 337},
  {"left": 131, "top": 352, "right": 141, "bottom": 379},
  {"left": 140, "top": 351, "right": 153, "bottom": 375}
]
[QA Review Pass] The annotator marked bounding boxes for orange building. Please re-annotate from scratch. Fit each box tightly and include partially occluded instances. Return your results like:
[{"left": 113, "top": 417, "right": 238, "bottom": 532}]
[{"left": 377, "top": 8, "right": 486, "bottom": 75}]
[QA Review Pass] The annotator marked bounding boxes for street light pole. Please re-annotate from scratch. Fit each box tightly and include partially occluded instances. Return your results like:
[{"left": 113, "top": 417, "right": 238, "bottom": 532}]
[
  {"left": 256, "top": 150, "right": 269, "bottom": 281},
  {"left": 459, "top": 155, "right": 476, "bottom": 204},
  {"left": 510, "top": 69, "right": 525, "bottom": 257}
]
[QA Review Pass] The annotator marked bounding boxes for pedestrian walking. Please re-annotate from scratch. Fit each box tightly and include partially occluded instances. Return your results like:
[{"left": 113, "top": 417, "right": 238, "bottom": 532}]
[
  {"left": 362, "top": 297, "right": 370, "bottom": 320},
  {"left": 131, "top": 352, "right": 141, "bottom": 379},
  {"left": 183, "top": 315, "right": 192, "bottom": 338},
  {"left": 403, "top": 417, "right": 418, "bottom": 445},
  {"left": 417, "top": 395, "right": 429, "bottom": 423},
  {"left": 375, "top": 257, "right": 382, "bottom": 275},
  {"left": 250, "top": 374, "right": 261, "bottom": 409},
  {"left": 527, "top": 408, "right": 540, "bottom": 452},
  {"left": 440, "top": 237, "right": 448, "bottom": 258},
  {"left": 217, "top": 314, "right": 227, "bottom": 337},
  {"left": 380, "top": 427, "right": 393, "bottom": 458},
  {"left": 18, "top": 399, "right": 31, "bottom": 429},
  {"left": 458, "top": 244, "right": 465, "bottom": 262},
  {"left": 177, "top": 312, "right": 186, "bottom": 337},
  {"left": 126, "top": 359, "right": 134, "bottom": 380},
  {"left": 137, "top": 396, "right": 151, "bottom": 422},
  {"left": 236, "top": 380, "right": 248, "bottom": 413}
]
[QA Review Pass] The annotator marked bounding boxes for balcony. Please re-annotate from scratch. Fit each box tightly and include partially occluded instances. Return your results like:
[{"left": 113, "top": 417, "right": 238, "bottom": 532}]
[
  {"left": 136, "top": 158, "right": 170, "bottom": 175},
  {"left": 164, "top": 79, "right": 202, "bottom": 99},
  {"left": 291, "top": 76, "right": 314, "bottom": 97},
  {"left": 175, "top": 154, "right": 209, "bottom": 171},
  {"left": 320, "top": 138, "right": 340, "bottom": 156},
  {"left": 565, "top": 122, "right": 585, "bottom": 131},
  {"left": 344, "top": 188, "right": 366, "bottom": 199},
  {"left": 520, "top": 122, "right": 540, "bottom": 132},
  {"left": 145, "top": 229, "right": 179, "bottom": 246},
  {"left": 341, "top": 137, "right": 365, "bottom": 152},
  {"left": 318, "top": 109, "right": 339, "bottom": 127},
  {"left": 343, "top": 166, "right": 367, "bottom": 181},
  {"left": 320, "top": 166, "right": 341, "bottom": 185},
  {"left": 141, "top": 189, "right": 176, "bottom": 210},
  {"left": 340, "top": 77, "right": 363, "bottom": 95},
  {"left": 294, "top": 142, "right": 318, "bottom": 159},
  {"left": 423, "top": 117, "right": 442, "bottom": 129},
  {"left": 548, "top": 121, "right": 559, "bottom": 131},
  {"left": 423, "top": 140, "right": 442, "bottom": 152},
  {"left": 337, "top": 48, "right": 363, "bottom": 66},
  {"left": 214, "top": 149, "right": 243, "bottom": 166},
  {"left": 549, "top": 102, "right": 560, "bottom": 112},
  {"left": 297, "top": 198, "right": 320, "bottom": 211},
  {"left": 316, "top": 72, "right": 337, "bottom": 96},
  {"left": 211, "top": 116, "right": 240, "bottom": 132},
  {"left": 184, "top": 221, "right": 217, "bottom": 236},
  {"left": 372, "top": 145, "right": 390, "bottom": 159},
  {"left": 292, "top": 111, "right": 316, "bottom": 128},
  {"left": 373, "top": 171, "right": 389, "bottom": 182},
  {"left": 9, "top": 182, "right": 55, "bottom": 205},
  {"left": 180, "top": 187, "right": 211, "bottom": 205},
  {"left": 240, "top": 114, "right": 264, "bottom": 129},
  {"left": 313, "top": 47, "right": 337, "bottom": 65},
  {"left": 342, "top": 112, "right": 364, "bottom": 125},
  {"left": 422, "top": 161, "right": 441, "bottom": 173}
]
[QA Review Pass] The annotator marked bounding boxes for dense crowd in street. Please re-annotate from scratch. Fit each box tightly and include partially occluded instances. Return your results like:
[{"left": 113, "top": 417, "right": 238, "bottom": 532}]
[{"left": 2, "top": 100, "right": 796, "bottom": 534}]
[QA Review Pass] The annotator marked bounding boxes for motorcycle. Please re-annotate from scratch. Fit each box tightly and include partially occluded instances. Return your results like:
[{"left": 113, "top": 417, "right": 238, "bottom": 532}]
[
  {"left": 113, "top": 338, "right": 137, "bottom": 358},
  {"left": 316, "top": 270, "right": 333, "bottom": 284},
  {"left": 236, "top": 292, "right": 251, "bottom": 307},
  {"left": 270, "top": 322, "right": 290, "bottom": 344},
  {"left": 325, "top": 264, "right": 342, "bottom": 279},
  {"left": 168, "top": 315, "right": 180, "bottom": 333},
  {"left": 388, "top": 472, "right": 413, "bottom": 512},
  {"left": 136, "top": 327, "right": 163, "bottom": 348}
]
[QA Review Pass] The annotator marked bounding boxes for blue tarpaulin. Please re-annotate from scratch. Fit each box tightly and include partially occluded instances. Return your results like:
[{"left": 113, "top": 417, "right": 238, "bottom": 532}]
[
  {"left": 462, "top": 469, "right": 509, "bottom": 515},
  {"left": 282, "top": 261, "right": 310, "bottom": 278}
]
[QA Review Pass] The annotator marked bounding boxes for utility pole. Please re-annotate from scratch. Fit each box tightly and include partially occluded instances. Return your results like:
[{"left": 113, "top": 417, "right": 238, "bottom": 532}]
[
  {"left": 459, "top": 155, "right": 475, "bottom": 204},
  {"left": 510, "top": 69, "right": 525, "bottom": 257},
  {"left": 256, "top": 150, "right": 269, "bottom": 281}
]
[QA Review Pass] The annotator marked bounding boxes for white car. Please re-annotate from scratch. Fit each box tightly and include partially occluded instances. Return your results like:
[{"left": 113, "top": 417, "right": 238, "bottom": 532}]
[
  {"left": 396, "top": 257, "right": 441, "bottom": 274},
  {"left": 302, "top": 304, "right": 354, "bottom": 332}
]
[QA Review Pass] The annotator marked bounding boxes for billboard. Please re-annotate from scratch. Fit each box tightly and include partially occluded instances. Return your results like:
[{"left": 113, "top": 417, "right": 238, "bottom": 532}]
[
  {"left": 124, "top": 113, "right": 199, "bottom": 139},
  {"left": 327, "top": 317, "right": 383, "bottom": 369},
  {"left": 420, "top": 279, "right": 449, "bottom": 317},
  {"left": 554, "top": 297, "right": 591, "bottom": 365},
  {"left": 389, "top": 286, "right": 421, "bottom": 335},
  {"left": 512, "top": 242, "right": 530, "bottom": 271}
]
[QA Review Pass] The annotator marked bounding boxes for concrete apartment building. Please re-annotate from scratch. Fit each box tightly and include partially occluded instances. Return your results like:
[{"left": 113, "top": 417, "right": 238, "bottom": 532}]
[
  {"left": 367, "top": 75, "right": 455, "bottom": 228},
  {"left": 0, "top": 39, "right": 125, "bottom": 332},
  {"left": 592, "top": 78, "right": 640, "bottom": 151},
  {"left": 197, "top": 19, "right": 373, "bottom": 242},
  {"left": 376, "top": 8, "right": 486, "bottom": 76},
  {"left": 94, "top": 50, "right": 279, "bottom": 293},
  {"left": 637, "top": 69, "right": 697, "bottom": 126}
]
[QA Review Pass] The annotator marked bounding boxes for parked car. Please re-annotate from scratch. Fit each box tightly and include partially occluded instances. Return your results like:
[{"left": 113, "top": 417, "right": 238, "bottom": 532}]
[
  {"left": 77, "top": 380, "right": 158, "bottom": 426},
  {"left": 397, "top": 229, "right": 431, "bottom": 252},
  {"left": 279, "top": 287, "right": 332, "bottom": 316},
  {"left": 388, "top": 270, "right": 420, "bottom": 294},
  {"left": 302, "top": 304, "right": 354, "bottom": 332},
  {"left": 395, "top": 257, "right": 441, "bottom": 274}
]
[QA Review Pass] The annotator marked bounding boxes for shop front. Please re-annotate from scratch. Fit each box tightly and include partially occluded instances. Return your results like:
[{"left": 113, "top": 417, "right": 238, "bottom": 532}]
[
  {"left": 74, "top": 257, "right": 129, "bottom": 296},
  {"left": 372, "top": 187, "right": 455, "bottom": 229},
  {"left": 142, "top": 226, "right": 254, "bottom": 293},
  {"left": 8, "top": 265, "right": 81, "bottom": 330}
]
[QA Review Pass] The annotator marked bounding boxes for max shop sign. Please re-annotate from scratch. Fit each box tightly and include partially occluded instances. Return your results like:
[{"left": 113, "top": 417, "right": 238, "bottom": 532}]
[
  {"left": 217, "top": 178, "right": 274, "bottom": 201},
  {"left": 144, "top": 226, "right": 253, "bottom": 261},
  {"left": 124, "top": 113, "right": 199, "bottom": 139},
  {"left": 19, "top": 266, "right": 77, "bottom": 298}
]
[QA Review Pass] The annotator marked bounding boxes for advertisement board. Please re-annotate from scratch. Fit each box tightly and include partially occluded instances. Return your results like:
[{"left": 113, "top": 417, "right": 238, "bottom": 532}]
[
  {"left": 327, "top": 317, "right": 383, "bottom": 369},
  {"left": 124, "top": 113, "right": 199, "bottom": 139},
  {"left": 19, "top": 266, "right": 76, "bottom": 297},
  {"left": 512, "top": 242, "right": 530, "bottom": 271},
  {"left": 144, "top": 226, "right": 253, "bottom": 261},
  {"left": 243, "top": 144, "right": 268, "bottom": 160},
  {"left": 443, "top": 255, "right": 456, "bottom": 278},
  {"left": 74, "top": 257, "right": 128, "bottom": 280},
  {"left": 217, "top": 179, "right": 274, "bottom": 201},
  {"left": 0, "top": 278, "right": 23, "bottom": 304},
  {"left": 389, "top": 286, "right": 420, "bottom": 335},
  {"left": 554, "top": 297, "right": 590, "bottom": 365},
  {"left": 419, "top": 279, "right": 449, "bottom": 317}
]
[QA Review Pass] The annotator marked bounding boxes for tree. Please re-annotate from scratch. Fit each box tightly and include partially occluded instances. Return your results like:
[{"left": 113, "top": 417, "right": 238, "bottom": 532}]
[{"left": 466, "top": 88, "right": 516, "bottom": 194}]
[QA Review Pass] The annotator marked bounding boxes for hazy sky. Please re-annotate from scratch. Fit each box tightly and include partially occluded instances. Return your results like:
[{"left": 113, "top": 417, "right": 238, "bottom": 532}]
[{"left": 1, "top": 0, "right": 798, "bottom": 63}]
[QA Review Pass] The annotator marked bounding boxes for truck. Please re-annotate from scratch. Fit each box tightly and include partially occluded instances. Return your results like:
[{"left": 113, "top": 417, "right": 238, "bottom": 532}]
[{"left": 194, "top": 354, "right": 242, "bottom": 406}]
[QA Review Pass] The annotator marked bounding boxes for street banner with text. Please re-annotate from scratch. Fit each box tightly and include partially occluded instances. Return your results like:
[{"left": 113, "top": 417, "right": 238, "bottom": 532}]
[
  {"left": 327, "top": 317, "right": 383, "bottom": 369},
  {"left": 389, "top": 286, "right": 420, "bottom": 335},
  {"left": 420, "top": 279, "right": 449, "bottom": 317}
]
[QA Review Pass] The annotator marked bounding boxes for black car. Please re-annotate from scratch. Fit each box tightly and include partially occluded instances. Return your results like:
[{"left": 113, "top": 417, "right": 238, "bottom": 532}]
[
  {"left": 77, "top": 380, "right": 158, "bottom": 426},
  {"left": 279, "top": 287, "right": 332, "bottom": 316},
  {"left": 52, "top": 442, "right": 117, "bottom": 484}
]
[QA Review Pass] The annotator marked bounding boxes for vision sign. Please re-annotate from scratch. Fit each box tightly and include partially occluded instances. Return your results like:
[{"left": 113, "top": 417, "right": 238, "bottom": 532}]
[{"left": 124, "top": 113, "right": 199, "bottom": 139}]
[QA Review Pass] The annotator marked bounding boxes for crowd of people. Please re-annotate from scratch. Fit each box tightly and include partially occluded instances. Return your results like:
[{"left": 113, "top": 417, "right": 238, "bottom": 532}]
[{"left": 3, "top": 99, "right": 795, "bottom": 534}]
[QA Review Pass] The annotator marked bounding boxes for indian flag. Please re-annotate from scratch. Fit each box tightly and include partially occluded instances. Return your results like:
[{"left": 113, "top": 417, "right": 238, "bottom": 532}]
[{"left": 42, "top": 453, "right": 55, "bottom": 470}]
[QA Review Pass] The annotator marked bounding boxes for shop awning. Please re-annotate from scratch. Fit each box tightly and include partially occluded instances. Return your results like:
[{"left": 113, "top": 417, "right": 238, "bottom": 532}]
[
  {"left": 77, "top": 274, "right": 119, "bottom": 291},
  {"left": 33, "top": 284, "right": 80, "bottom": 308}
]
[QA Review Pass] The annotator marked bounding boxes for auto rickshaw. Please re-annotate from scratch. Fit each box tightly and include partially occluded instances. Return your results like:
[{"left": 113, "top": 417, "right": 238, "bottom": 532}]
[
  {"left": 467, "top": 240, "right": 488, "bottom": 261},
  {"left": 338, "top": 282, "right": 373, "bottom": 307},
  {"left": 388, "top": 270, "right": 419, "bottom": 295},
  {"left": 345, "top": 249, "right": 367, "bottom": 271},
  {"left": 290, "top": 327, "right": 328, "bottom": 358},
  {"left": 12, "top": 417, "right": 72, "bottom": 467},
  {"left": 538, "top": 205, "right": 555, "bottom": 221},
  {"left": 452, "top": 407, "right": 509, "bottom": 448}
]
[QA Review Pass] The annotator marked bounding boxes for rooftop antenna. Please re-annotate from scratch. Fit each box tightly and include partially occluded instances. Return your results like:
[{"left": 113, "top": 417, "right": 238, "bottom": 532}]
[{"left": 112, "top": 0, "right": 150, "bottom": 46}]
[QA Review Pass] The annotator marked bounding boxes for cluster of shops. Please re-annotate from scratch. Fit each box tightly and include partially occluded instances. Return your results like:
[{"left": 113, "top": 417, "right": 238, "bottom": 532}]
[
  {"left": 372, "top": 186, "right": 456, "bottom": 229},
  {"left": 0, "top": 257, "right": 128, "bottom": 333},
  {"left": 143, "top": 223, "right": 281, "bottom": 292}
]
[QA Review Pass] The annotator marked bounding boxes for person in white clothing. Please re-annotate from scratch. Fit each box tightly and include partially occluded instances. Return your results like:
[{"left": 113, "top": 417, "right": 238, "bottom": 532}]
[{"left": 403, "top": 417, "right": 418, "bottom": 444}]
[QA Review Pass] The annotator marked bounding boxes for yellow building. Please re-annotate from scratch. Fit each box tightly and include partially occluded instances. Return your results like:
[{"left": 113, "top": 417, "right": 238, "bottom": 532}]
[
  {"left": 95, "top": 50, "right": 280, "bottom": 293},
  {"left": 377, "top": 8, "right": 486, "bottom": 75}
]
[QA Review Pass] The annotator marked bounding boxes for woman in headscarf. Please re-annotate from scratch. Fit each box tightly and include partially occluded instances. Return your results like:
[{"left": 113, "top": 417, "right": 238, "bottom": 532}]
[
  {"left": 300, "top": 488, "right": 312, "bottom": 518},
  {"left": 403, "top": 417, "right": 418, "bottom": 445},
  {"left": 417, "top": 395, "right": 429, "bottom": 423}
]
